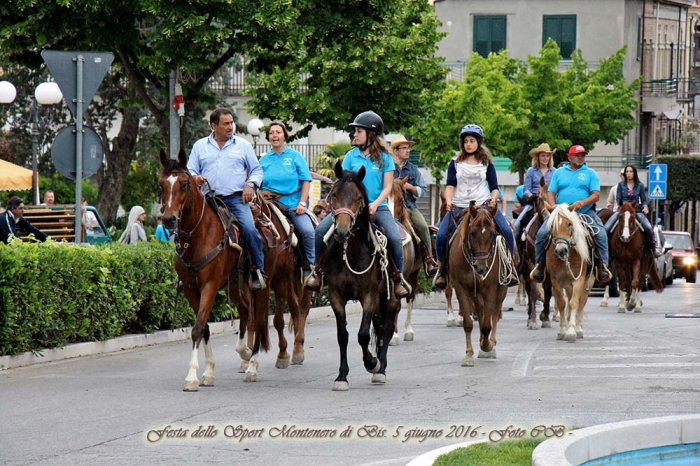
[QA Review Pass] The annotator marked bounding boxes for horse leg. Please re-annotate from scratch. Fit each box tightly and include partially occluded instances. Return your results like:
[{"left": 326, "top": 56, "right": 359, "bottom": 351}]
[
  {"left": 273, "top": 288, "right": 290, "bottom": 369},
  {"left": 183, "top": 285, "right": 216, "bottom": 392},
  {"left": 477, "top": 299, "right": 497, "bottom": 358},
  {"left": 403, "top": 296, "right": 415, "bottom": 341},
  {"left": 201, "top": 324, "right": 215, "bottom": 386},
  {"left": 627, "top": 260, "right": 641, "bottom": 311},
  {"left": 292, "top": 288, "right": 311, "bottom": 365},
  {"left": 565, "top": 280, "right": 586, "bottom": 341},
  {"left": 600, "top": 284, "right": 609, "bottom": 307},
  {"left": 525, "top": 279, "right": 539, "bottom": 330},
  {"left": 617, "top": 268, "right": 629, "bottom": 313},
  {"left": 330, "top": 294, "right": 350, "bottom": 391},
  {"left": 390, "top": 307, "right": 400, "bottom": 346},
  {"left": 235, "top": 300, "right": 253, "bottom": 372},
  {"left": 358, "top": 295, "right": 381, "bottom": 374},
  {"left": 373, "top": 296, "right": 400, "bottom": 385},
  {"left": 552, "top": 281, "right": 568, "bottom": 340},
  {"left": 539, "top": 280, "right": 552, "bottom": 327},
  {"left": 445, "top": 282, "right": 457, "bottom": 326},
  {"left": 244, "top": 288, "right": 271, "bottom": 382},
  {"left": 452, "top": 287, "right": 475, "bottom": 366}
]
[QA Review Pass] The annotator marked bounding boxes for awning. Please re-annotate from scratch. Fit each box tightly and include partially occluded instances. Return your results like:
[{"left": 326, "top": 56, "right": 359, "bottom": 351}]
[{"left": 0, "top": 158, "right": 34, "bottom": 192}]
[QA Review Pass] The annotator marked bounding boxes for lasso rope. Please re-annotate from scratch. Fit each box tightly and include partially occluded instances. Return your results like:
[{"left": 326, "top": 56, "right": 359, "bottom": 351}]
[
  {"left": 462, "top": 235, "right": 517, "bottom": 292},
  {"left": 342, "top": 228, "right": 391, "bottom": 299}
]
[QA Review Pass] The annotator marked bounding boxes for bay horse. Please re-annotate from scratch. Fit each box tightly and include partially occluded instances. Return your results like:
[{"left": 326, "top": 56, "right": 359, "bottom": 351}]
[
  {"left": 449, "top": 201, "right": 510, "bottom": 366},
  {"left": 387, "top": 175, "right": 420, "bottom": 344},
  {"left": 324, "top": 162, "right": 402, "bottom": 391},
  {"left": 607, "top": 201, "right": 663, "bottom": 312},
  {"left": 539, "top": 204, "right": 593, "bottom": 341},
  {"left": 516, "top": 180, "right": 553, "bottom": 330},
  {"left": 159, "top": 149, "right": 269, "bottom": 391}
]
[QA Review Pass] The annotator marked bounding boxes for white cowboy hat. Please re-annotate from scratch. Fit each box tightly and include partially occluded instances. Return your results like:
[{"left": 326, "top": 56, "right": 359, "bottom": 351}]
[{"left": 390, "top": 135, "right": 416, "bottom": 150}]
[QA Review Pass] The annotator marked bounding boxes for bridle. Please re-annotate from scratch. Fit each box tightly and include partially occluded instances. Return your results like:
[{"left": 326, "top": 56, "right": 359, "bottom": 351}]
[
  {"left": 163, "top": 170, "right": 206, "bottom": 249},
  {"left": 464, "top": 210, "right": 497, "bottom": 265},
  {"left": 330, "top": 182, "right": 365, "bottom": 232}
]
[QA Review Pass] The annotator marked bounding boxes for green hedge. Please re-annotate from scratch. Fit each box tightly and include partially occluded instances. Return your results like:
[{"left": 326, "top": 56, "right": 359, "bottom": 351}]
[{"left": 0, "top": 240, "right": 234, "bottom": 356}]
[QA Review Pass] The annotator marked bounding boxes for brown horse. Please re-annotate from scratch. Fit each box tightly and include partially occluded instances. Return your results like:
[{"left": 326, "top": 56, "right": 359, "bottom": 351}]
[
  {"left": 607, "top": 202, "right": 663, "bottom": 312},
  {"left": 450, "top": 201, "right": 510, "bottom": 366},
  {"left": 387, "top": 175, "right": 420, "bottom": 344},
  {"left": 323, "top": 162, "right": 402, "bottom": 390},
  {"left": 539, "top": 204, "right": 593, "bottom": 341},
  {"left": 436, "top": 190, "right": 462, "bottom": 327},
  {"left": 159, "top": 149, "right": 269, "bottom": 391}
]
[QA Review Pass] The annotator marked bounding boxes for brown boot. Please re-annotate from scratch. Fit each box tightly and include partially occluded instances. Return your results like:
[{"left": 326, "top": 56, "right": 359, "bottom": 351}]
[
  {"left": 596, "top": 262, "right": 611, "bottom": 284},
  {"left": 425, "top": 256, "right": 439, "bottom": 277},
  {"left": 433, "top": 261, "right": 448, "bottom": 290},
  {"left": 394, "top": 279, "right": 410, "bottom": 299},
  {"left": 304, "top": 268, "right": 323, "bottom": 291}
]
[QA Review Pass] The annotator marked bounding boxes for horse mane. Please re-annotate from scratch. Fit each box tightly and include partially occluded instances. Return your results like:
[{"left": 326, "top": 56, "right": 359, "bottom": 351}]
[
  {"left": 547, "top": 204, "right": 590, "bottom": 263},
  {"left": 161, "top": 157, "right": 187, "bottom": 175}
]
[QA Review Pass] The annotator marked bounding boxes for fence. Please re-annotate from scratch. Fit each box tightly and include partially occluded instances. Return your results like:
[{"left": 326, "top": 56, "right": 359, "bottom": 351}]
[{"left": 253, "top": 143, "right": 329, "bottom": 172}]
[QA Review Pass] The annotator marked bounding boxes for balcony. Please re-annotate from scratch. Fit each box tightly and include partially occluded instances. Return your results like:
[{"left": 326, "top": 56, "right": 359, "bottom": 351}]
[{"left": 641, "top": 78, "right": 698, "bottom": 112}]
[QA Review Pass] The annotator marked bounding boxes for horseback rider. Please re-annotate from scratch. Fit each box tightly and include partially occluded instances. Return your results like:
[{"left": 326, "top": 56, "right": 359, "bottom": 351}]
[
  {"left": 259, "top": 121, "right": 316, "bottom": 277},
  {"left": 603, "top": 164, "right": 662, "bottom": 258},
  {"left": 531, "top": 144, "right": 611, "bottom": 284},
  {"left": 304, "top": 111, "right": 412, "bottom": 299},
  {"left": 513, "top": 143, "right": 557, "bottom": 242},
  {"left": 187, "top": 107, "right": 267, "bottom": 291},
  {"left": 433, "top": 124, "right": 519, "bottom": 290},
  {"left": 391, "top": 135, "right": 439, "bottom": 277}
]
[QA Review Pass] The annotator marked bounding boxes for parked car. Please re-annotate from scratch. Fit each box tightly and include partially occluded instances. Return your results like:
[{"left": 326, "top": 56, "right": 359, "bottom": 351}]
[
  {"left": 662, "top": 230, "right": 697, "bottom": 283},
  {"left": 646, "top": 227, "right": 674, "bottom": 288}
]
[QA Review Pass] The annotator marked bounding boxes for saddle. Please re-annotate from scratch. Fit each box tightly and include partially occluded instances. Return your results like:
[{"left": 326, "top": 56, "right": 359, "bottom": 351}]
[
  {"left": 250, "top": 195, "right": 281, "bottom": 250},
  {"left": 206, "top": 195, "right": 241, "bottom": 250}
]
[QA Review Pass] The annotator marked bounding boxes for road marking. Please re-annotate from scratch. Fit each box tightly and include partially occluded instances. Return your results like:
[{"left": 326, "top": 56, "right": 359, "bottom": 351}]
[
  {"left": 536, "top": 353, "right": 699, "bottom": 360},
  {"left": 533, "top": 362, "right": 700, "bottom": 371},
  {"left": 511, "top": 343, "right": 539, "bottom": 377}
]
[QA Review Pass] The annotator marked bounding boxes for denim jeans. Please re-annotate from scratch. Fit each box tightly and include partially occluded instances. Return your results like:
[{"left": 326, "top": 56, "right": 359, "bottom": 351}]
[
  {"left": 436, "top": 205, "right": 515, "bottom": 262},
  {"left": 222, "top": 193, "right": 265, "bottom": 270},
  {"left": 314, "top": 205, "right": 404, "bottom": 272},
  {"left": 534, "top": 212, "right": 608, "bottom": 265},
  {"left": 289, "top": 211, "right": 315, "bottom": 265},
  {"left": 604, "top": 211, "right": 654, "bottom": 244}
]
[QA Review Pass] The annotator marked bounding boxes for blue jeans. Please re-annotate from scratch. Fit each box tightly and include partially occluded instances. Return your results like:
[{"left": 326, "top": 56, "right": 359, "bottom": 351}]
[
  {"left": 314, "top": 205, "right": 404, "bottom": 272},
  {"left": 222, "top": 193, "right": 265, "bottom": 270},
  {"left": 535, "top": 212, "right": 608, "bottom": 265},
  {"left": 435, "top": 206, "right": 515, "bottom": 262},
  {"left": 513, "top": 204, "right": 533, "bottom": 241},
  {"left": 289, "top": 211, "right": 315, "bottom": 265},
  {"left": 604, "top": 211, "right": 654, "bottom": 244}
]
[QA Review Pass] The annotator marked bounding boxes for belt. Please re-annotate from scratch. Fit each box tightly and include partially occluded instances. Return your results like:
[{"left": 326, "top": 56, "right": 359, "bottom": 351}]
[{"left": 220, "top": 192, "right": 242, "bottom": 200}]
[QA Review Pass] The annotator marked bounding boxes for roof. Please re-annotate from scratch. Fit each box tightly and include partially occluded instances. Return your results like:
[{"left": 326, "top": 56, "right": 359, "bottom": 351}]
[{"left": 0, "top": 159, "right": 34, "bottom": 192}]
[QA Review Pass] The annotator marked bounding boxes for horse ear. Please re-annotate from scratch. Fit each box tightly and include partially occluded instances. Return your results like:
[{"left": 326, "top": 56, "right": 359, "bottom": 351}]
[
  {"left": 401, "top": 175, "right": 408, "bottom": 184},
  {"left": 334, "top": 161, "right": 343, "bottom": 179},
  {"left": 357, "top": 166, "right": 366, "bottom": 181},
  {"left": 544, "top": 201, "right": 554, "bottom": 212},
  {"left": 178, "top": 149, "right": 187, "bottom": 167},
  {"left": 469, "top": 200, "right": 478, "bottom": 216},
  {"left": 540, "top": 176, "right": 546, "bottom": 187},
  {"left": 159, "top": 149, "right": 169, "bottom": 168}
]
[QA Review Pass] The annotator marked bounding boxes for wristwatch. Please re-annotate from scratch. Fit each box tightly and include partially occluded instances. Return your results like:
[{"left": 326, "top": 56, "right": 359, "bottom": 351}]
[
  {"left": 299, "top": 201, "right": 307, "bottom": 207},
  {"left": 246, "top": 181, "right": 257, "bottom": 189}
]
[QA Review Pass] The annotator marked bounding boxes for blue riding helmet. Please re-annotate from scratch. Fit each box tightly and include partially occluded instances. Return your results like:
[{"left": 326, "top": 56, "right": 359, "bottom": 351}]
[{"left": 460, "top": 124, "right": 484, "bottom": 144}]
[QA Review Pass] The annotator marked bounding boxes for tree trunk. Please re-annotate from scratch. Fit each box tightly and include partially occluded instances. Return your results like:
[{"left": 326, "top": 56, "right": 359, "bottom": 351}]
[{"left": 95, "top": 106, "right": 141, "bottom": 224}]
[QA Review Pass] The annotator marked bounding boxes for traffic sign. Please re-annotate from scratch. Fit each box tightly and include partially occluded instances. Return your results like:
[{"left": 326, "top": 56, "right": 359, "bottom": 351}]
[
  {"left": 648, "top": 163, "right": 667, "bottom": 183},
  {"left": 51, "top": 125, "right": 105, "bottom": 180},
  {"left": 648, "top": 181, "right": 667, "bottom": 200}
]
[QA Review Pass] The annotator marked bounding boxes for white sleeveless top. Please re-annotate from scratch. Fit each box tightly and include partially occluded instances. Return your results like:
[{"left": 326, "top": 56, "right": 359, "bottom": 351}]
[{"left": 452, "top": 161, "right": 491, "bottom": 208}]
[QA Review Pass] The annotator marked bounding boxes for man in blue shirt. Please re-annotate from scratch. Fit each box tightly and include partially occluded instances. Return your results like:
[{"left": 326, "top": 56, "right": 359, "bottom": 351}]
[
  {"left": 187, "top": 108, "right": 266, "bottom": 290},
  {"left": 531, "top": 145, "right": 611, "bottom": 283}
]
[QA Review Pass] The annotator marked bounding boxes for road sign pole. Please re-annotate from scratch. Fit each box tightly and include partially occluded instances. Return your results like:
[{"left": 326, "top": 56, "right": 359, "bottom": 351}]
[{"left": 75, "top": 55, "right": 84, "bottom": 244}]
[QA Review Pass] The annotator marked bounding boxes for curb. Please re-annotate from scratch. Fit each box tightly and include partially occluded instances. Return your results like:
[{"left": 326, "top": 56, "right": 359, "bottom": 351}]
[
  {"left": 406, "top": 439, "right": 488, "bottom": 466},
  {"left": 0, "top": 292, "right": 447, "bottom": 371}
]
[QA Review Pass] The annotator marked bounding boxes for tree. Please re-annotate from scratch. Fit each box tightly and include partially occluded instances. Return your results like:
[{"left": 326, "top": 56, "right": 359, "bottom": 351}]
[{"left": 413, "top": 41, "right": 640, "bottom": 183}]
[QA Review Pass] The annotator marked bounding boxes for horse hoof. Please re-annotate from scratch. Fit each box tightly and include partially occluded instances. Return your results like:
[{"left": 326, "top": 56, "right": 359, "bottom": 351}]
[
  {"left": 552, "top": 315, "right": 560, "bottom": 322},
  {"left": 557, "top": 333, "right": 565, "bottom": 340},
  {"left": 446, "top": 317, "right": 456, "bottom": 327},
  {"left": 541, "top": 320, "right": 551, "bottom": 328},
  {"left": 183, "top": 380, "right": 200, "bottom": 392},
  {"left": 564, "top": 332, "right": 576, "bottom": 342},
  {"left": 292, "top": 351, "right": 305, "bottom": 365},
  {"left": 403, "top": 331, "right": 414, "bottom": 341},
  {"left": 389, "top": 334, "right": 399, "bottom": 346},
  {"left": 457, "top": 316, "right": 464, "bottom": 325},
  {"left": 244, "top": 371, "right": 257, "bottom": 382},
  {"left": 600, "top": 301, "right": 608, "bottom": 308},
  {"left": 617, "top": 307, "right": 626, "bottom": 314},
  {"left": 576, "top": 330, "right": 584, "bottom": 338},
  {"left": 527, "top": 321, "right": 539, "bottom": 330},
  {"left": 333, "top": 381, "right": 349, "bottom": 391},
  {"left": 201, "top": 376, "right": 214, "bottom": 387},
  {"left": 634, "top": 309, "right": 642, "bottom": 313},
  {"left": 371, "top": 373, "right": 386, "bottom": 384},
  {"left": 238, "top": 361, "right": 249, "bottom": 373},
  {"left": 461, "top": 357, "right": 474, "bottom": 367},
  {"left": 236, "top": 346, "right": 253, "bottom": 361},
  {"left": 478, "top": 348, "right": 497, "bottom": 359},
  {"left": 275, "top": 356, "right": 290, "bottom": 369}
]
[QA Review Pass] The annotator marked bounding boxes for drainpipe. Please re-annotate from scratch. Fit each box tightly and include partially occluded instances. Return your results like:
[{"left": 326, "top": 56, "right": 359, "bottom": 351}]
[{"left": 653, "top": 0, "right": 660, "bottom": 80}]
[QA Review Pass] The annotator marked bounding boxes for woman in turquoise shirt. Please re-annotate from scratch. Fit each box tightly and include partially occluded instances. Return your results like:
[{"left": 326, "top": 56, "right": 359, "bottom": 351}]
[{"left": 259, "top": 121, "right": 315, "bottom": 275}]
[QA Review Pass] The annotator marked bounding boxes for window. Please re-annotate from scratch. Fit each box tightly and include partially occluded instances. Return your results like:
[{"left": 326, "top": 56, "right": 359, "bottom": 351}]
[
  {"left": 474, "top": 16, "right": 506, "bottom": 57},
  {"left": 543, "top": 15, "right": 576, "bottom": 59}
]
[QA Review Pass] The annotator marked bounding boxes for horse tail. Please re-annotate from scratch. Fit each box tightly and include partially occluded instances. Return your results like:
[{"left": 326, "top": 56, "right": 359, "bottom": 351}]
[
  {"left": 646, "top": 256, "right": 664, "bottom": 293},
  {"left": 253, "top": 293, "right": 271, "bottom": 353}
]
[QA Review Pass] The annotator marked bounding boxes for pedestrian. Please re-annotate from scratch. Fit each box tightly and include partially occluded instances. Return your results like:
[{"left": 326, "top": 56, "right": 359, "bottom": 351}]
[
  {"left": 433, "top": 124, "right": 518, "bottom": 289},
  {"left": 305, "top": 110, "right": 411, "bottom": 299},
  {"left": 391, "top": 134, "right": 438, "bottom": 277},
  {"left": 119, "top": 206, "right": 148, "bottom": 244},
  {"left": 0, "top": 196, "right": 48, "bottom": 244},
  {"left": 513, "top": 143, "right": 557, "bottom": 242},
  {"left": 606, "top": 168, "right": 625, "bottom": 211},
  {"left": 531, "top": 144, "right": 611, "bottom": 283},
  {"left": 155, "top": 215, "right": 171, "bottom": 243},
  {"left": 42, "top": 190, "right": 55, "bottom": 206},
  {"left": 259, "top": 121, "right": 315, "bottom": 277},
  {"left": 187, "top": 107, "right": 266, "bottom": 290}
]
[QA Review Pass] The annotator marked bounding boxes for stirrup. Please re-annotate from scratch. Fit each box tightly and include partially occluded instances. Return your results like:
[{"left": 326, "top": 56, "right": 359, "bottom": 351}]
[
  {"left": 433, "top": 273, "right": 448, "bottom": 290},
  {"left": 530, "top": 263, "right": 545, "bottom": 284},
  {"left": 251, "top": 269, "right": 267, "bottom": 291},
  {"left": 304, "top": 270, "right": 322, "bottom": 291}
]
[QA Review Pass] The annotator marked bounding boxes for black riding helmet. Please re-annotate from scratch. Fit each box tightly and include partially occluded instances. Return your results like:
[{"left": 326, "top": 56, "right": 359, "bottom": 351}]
[{"left": 349, "top": 111, "right": 384, "bottom": 137}]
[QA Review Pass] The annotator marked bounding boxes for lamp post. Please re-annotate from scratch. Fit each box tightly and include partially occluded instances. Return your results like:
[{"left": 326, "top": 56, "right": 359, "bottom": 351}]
[
  {"left": 247, "top": 118, "right": 264, "bottom": 151},
  {"left": 0, "top": 80, "right": 63, "bottom": 204}
]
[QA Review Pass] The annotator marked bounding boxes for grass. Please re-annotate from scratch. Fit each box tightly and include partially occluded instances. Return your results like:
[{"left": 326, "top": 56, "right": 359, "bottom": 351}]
[{"left": 433, "top": 438, "right": 545, "bottom": 466}]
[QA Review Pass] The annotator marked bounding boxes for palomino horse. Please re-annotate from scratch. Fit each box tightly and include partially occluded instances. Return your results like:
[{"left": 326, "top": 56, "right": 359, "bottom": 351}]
[
  {"left": 516, "top": 180, "right": 553, "bottom": 329},
  {"left": 159, "top": 149, "right": 269, "bottom": 391},
  {"left": 387, "top": 175, "right": 420, "bottom": 344},
  {"left": 449, "top": 201, "right": 510, "bottom": 366},
  {"left": 538, "top": 204, "right": 593, "bottom": 341},
  {"left": 607, "top": 202, "right": 663, "bottom": 312},
  {"left": 323, "top": 162, "right": 402, "bottom": 390}
]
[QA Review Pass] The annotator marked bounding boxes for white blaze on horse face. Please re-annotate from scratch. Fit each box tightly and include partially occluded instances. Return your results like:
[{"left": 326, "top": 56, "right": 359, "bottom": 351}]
[
  {"left": 165, "top": 175, "right": 178, "bottom": 209},
  {"left": 622, "top": 211, "right": 631, "bottom": 240}
]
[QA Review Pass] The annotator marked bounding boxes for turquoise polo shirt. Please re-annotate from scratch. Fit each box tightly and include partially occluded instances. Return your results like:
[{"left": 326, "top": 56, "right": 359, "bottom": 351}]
[
  {"left": 342, "top": 147, "right": 395, "bottom": 207},
  {"left": 548, "top": 163, "right": 600, "bottom": 214},
  {"left": 260, "top": 147, "right": 312, "bottom": 209}
]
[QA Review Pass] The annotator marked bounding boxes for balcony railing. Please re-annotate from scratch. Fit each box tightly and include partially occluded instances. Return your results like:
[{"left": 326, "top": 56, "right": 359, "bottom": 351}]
[{"left": 641, "top": 78, "right": 699, "bottom": 101}]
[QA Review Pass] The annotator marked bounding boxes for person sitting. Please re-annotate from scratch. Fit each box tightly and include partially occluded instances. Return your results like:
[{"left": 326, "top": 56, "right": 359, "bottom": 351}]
[
  {"left": 531, "top": 144, "right": 611, "bottom": 284},
  {"left": 603, "top": 164, "right": 662, "bottom": 258},
  {"left": 513, "top": 143, "right": 557, "bottom": 242},
  {"left": 0, "top": 196, "right": 48, "bottom": 244}
]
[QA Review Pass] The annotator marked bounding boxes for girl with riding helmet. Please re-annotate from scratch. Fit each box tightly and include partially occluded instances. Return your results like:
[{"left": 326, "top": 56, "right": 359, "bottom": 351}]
[
  {"left": 433, "top": 124, "right": 519, "bottom": 289},
  {"left": 304, "top": 110, "right": 411, "bottom": 299}
]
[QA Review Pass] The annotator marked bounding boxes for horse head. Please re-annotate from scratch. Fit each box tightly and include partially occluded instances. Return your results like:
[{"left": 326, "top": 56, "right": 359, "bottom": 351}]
[
  {"left": 617, "top": 201, "right": 639, "bottom": 242},
  {"left": 465, "top": 201, "right": 498, "bottom": 274},
  {"left": 547, "top": 204, "right": 590, "bottom": 263},
  {"left": 388, "top": 176, "right": 410, "bottom": 226},
  {"left": 159, "top": 149, "right": 196, "bottom": 230},
  {"left": 330, "top": 161, "right": 368, "bottom": 241}
]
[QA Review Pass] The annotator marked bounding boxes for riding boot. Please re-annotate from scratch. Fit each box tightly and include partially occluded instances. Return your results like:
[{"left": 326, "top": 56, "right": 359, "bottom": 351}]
[
  {"left": 530, "top": 259, "right": 546, "bottom": 284},
  {"left": 595, "top": 257, "right": 612, "bottom": 284},
  {"left": 393, "top": 273, "right": 411, "bottom": 299},
  {"left": 251, "top": 268, "right": 267, "bottom": 291},
  {"left": 304, "top": 266, "right": 323, "bottom": 291},
  {"left": 506, "top": 256, "right": 520, "bottom": 287},
  {"left": 420, "top": 243, "right": 439, "bottom": 277},
  {"left": 433, "top": 260, "right": 448, "bottom": 290}
]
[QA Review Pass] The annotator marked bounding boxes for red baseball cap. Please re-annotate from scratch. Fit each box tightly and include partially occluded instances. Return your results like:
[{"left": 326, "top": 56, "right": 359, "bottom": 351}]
[{"left": 567, "top": 145, "right": 587, "bottom": 156}]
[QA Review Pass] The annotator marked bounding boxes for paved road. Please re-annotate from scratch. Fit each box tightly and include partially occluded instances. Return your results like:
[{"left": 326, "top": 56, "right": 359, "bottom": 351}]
[{"left": 2, "top": 281, "right": 700, "bottom": 466}]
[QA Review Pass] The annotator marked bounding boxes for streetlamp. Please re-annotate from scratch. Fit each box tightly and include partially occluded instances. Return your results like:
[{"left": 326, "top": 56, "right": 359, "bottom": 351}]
[
  {"left": 246, "top": 117, "right": 264, "bottom": 151},
  {"left": 0, "top": 80, "right": 63, "bottom": 204}
]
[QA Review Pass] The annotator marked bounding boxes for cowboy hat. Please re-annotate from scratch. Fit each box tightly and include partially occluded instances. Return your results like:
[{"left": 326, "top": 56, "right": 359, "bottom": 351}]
[
  {"left": 391, "top": 135, "right": 416, "bottom": 150},
  {"left": 529, "top": 143, "right": 556, "bottom": 157}
]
